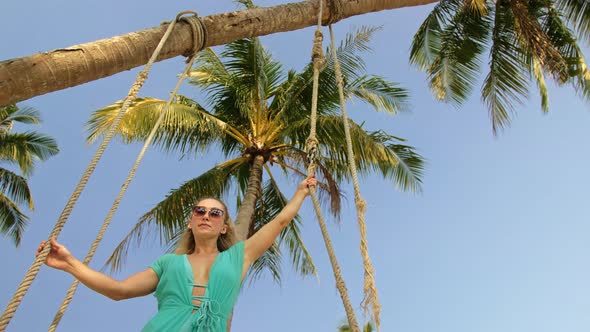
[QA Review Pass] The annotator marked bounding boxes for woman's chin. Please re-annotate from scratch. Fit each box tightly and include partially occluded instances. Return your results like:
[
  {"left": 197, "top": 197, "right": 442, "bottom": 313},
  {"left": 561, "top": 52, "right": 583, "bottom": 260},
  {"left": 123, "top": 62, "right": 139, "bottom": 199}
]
[{"left": 193, "top": 230, "right": 219, "bottom": 239}]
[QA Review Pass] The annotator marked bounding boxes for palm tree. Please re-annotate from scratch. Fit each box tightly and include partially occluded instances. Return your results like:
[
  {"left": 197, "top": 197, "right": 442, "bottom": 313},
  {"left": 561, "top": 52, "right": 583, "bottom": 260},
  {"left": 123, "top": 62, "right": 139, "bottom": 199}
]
[
  {"left": 86, "top": 28, "right": 424, "bottom": 281},
  {"left": 338, "top": 320, "right": 374, "bottom": 332},
  {"left": 410, "top": 0, "right": 590, "bottom": 133},
  {"left": 0, "top": 105, "right": 59, "bottom": 246}
]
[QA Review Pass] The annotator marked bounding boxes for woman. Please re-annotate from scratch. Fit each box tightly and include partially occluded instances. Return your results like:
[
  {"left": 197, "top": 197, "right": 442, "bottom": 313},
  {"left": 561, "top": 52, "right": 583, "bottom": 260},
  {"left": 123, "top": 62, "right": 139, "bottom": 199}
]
[{"left": 37, "top": 176, "right": 317, "bottom": 331}]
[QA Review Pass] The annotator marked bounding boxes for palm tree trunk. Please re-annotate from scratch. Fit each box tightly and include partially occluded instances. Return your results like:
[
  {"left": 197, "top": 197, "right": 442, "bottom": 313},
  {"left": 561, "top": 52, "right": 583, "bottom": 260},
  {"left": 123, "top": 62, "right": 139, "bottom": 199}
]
[
  {"left": 0, "top": 0, "right": 438, "bottom": 107},
  {"left": 234, "top": 154, "right": 264, "bottom": 240}
]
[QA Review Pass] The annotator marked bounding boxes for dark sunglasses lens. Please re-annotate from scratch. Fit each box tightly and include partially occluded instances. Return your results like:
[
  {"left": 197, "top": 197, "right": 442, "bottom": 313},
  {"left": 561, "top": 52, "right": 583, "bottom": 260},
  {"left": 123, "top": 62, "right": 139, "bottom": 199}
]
[
  {"left": 193, "top": 206, "right": 206, "bottom": 215},
  {"left": 210, "top": 209, "right": 224, "bottom": 218},
  {"left": 193, "top": 206, "right": 223, "bottom": 218}
]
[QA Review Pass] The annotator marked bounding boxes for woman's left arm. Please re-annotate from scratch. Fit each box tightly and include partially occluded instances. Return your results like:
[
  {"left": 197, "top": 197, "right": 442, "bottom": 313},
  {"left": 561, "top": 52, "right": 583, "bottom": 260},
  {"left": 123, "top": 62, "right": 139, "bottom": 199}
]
[{"left": 243, "top": 176, "right": 316, "bottom": 266}]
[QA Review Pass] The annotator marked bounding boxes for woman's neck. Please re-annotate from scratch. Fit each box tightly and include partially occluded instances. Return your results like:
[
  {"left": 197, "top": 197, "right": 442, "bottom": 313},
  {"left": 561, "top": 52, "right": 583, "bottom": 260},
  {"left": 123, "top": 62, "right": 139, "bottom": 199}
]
[{"left": 192, "top": 237, "right": 219, "bottom": 255}]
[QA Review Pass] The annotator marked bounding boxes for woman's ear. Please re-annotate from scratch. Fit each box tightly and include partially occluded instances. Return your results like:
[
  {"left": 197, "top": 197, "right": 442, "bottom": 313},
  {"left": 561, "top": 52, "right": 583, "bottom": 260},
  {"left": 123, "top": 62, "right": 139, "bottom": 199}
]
[{"left": 221, "top": 225, "right": 227, "bottom": 234}]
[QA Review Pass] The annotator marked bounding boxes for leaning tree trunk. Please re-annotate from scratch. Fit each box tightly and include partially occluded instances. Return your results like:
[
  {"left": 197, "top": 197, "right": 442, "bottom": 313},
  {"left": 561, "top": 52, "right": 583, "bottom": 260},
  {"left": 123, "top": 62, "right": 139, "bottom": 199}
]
[
  {"left": 0, "top": 0, "right": 438, "bottom": 107},
  {"left": 233, "top": 154, "right": 265, "bottom": 240}
]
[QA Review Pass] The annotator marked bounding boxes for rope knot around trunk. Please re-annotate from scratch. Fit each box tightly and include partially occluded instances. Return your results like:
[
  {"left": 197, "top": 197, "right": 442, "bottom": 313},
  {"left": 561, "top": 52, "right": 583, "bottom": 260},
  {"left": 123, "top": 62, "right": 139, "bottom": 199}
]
[{"left": 177, "top": 11, "right": 208, "bottom": 60}]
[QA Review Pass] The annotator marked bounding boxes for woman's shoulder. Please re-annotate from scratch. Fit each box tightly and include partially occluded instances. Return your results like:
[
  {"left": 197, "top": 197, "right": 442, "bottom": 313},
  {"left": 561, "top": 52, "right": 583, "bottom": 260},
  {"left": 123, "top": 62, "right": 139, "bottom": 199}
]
[
  {"left": 220, "top": 241, "right": 245, "bottom": 260},
  {"left": 150, "top": 253, "right": 184, "bottom": 267},
  {"left": 149, "top": 253, "right": 185, "bottom": 276},
  {"left": 225, "top": 240, "right": 244, "bottom": 252}
]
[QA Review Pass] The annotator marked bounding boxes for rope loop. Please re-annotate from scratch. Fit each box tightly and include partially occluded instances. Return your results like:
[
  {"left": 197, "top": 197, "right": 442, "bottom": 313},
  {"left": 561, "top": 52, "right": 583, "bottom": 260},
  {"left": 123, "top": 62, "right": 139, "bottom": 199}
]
[{"left": 177, "top": 10, "right": 208, "bottom": 60}]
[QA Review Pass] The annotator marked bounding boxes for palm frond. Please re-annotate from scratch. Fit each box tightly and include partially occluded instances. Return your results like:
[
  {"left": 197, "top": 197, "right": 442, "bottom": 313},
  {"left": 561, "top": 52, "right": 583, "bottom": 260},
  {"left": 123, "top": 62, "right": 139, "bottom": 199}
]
[
  {"left": 556, "top": 0, "right": 590, "bottom": 44},
  {"left": 0, "top": 105, "right": 42, "bottom": 132},
  {"left": 532, "top": 56, "right": 550, "bottom": 112},
  {"left": 245, "top": 242, "right": 282, "bottom": 284},
  {"left": 482, "top": 3, "right": 530, "bottom": 133},
  {"left": 286, "top": 116, "right": 424, "bottom": 192},
  {"left": 325, "top": 26, "right": 381, "bottom": 80},
  {"left": 0, "top": 193, "right": 28, "bottom": 246},
  {"left": 265, "top": 167, "right": 317, "bottom": 277},
  {"left": 543, "top": 6, "right": 590, "bottom": 100},
  {"left": 274, "top": 26, "right": 383, "bottom": 122},
  {"left": 346, "top": 75, "right": 410, "bottom": 114},
  {"left": 275, "top": 149, "right": 343, "bottom": 219},
  {"left": 428, "top": 0, "right": 491, "bottom": 104},
  {"left": 0, "top": 132, "right": 59, "bottom": 175},
  {"left": 0, "top": 168, "right": 33, "bottom": 209},
  {"left": 410, "top": 0, "right": 462, "bottom": 70},
  {"left": 234, "top": 0, "right": 257, "bottom": 9},
  {"left": 510, "top": 0, "right": 567, "bottom": 82},
  {"left": 86, "top": 96, "right": 248, "bottom": 155}
]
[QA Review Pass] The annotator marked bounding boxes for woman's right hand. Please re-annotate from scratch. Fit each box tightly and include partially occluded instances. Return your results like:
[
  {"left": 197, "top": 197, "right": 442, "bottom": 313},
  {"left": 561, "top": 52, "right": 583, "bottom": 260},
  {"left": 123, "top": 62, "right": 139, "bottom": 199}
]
[{"left": 36, "top": 237, "right": 74, "bottom": 271}]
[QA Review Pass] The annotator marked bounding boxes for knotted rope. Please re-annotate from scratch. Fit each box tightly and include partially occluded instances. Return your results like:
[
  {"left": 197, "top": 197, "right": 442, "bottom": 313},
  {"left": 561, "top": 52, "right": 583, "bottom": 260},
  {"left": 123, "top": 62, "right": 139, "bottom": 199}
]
[
  {"left": 328, "top": 24, "right": 381, "bottom": 331},
  {"left": 47, "top": 12, "right": 204, "bottom": 331},
  {"left": 305, "top": 2, "right": 361, "bottom": 332}
]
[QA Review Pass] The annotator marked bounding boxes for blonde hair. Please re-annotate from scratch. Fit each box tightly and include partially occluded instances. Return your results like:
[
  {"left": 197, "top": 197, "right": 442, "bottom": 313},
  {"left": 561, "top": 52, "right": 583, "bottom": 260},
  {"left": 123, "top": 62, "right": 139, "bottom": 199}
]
[{"left": 174, "top": 197, "right": 237, "bottom": 255}]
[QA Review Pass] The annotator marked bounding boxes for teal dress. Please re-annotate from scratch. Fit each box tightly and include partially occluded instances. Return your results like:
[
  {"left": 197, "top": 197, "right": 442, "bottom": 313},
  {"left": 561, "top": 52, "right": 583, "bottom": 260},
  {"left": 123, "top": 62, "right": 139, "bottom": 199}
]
[{"left": 142, "top": 241, "right": 245, "bottom": 332}]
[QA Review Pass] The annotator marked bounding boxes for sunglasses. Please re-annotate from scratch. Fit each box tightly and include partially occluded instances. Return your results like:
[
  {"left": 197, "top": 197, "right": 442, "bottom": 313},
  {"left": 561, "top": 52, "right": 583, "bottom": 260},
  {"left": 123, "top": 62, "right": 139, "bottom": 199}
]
[{"left": 192, "top": 206, "right": 225, "bottom": 219}]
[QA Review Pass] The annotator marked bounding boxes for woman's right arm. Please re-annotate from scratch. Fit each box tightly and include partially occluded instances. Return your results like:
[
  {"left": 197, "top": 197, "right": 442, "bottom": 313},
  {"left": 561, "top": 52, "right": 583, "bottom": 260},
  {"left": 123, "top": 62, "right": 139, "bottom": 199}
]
[{"left": 37, "top": 237, "right": 159, "bottom": 301}]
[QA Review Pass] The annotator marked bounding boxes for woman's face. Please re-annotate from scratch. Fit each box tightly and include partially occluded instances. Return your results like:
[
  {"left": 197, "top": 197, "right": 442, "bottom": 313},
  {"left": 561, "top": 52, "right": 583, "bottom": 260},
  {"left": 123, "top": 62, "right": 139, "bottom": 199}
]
[{"left": 189, "top": 198, "right": 227, "bottom": 239}]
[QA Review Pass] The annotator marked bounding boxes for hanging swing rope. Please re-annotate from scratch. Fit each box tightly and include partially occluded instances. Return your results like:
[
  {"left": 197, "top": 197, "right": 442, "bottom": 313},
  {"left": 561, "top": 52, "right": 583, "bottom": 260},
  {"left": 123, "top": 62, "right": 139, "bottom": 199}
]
[
  {"left": 305, "top": 2, "right": 361, "bottom": 332},
  {"left": 46, "top": 12, "right": 205, "bottom": 332},
  {"left": 0, "top": 12, "right": 207, "bottom": 331},
  {"left": 328, "top": 24, "right": 381, "bottom": 331}
]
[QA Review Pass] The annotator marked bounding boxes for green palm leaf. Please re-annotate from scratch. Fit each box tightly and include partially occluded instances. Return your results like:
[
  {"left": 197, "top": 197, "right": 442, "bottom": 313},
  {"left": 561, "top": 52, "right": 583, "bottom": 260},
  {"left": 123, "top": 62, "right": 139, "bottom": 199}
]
[
  {"left": 246, "top": 242, "right": 282, "bottom": 284},
  {"left": 0, "top": 168, "right": 33, "bottom": 209},
  {"left": 556, "top": 0, "right": 590, "bottom": 44},
  {"left": 543, "top": 7, "right": 590, "bottom": 100},
  {"left": 0, "top": 105, "right": 42, "bottom": 132},
  {"left": 0, "top": 193, "right": 28, "bottom": 246},
  {"left": 482, "top": 3, "right": 530, "bottom": 134},
  {"left": 287, "top": 116, "right": 424, "bottom": 192},
  {"left": 337, "top": 320, "right": 375, "bottom": 332},
  {"left": 86, "top": 96, "right": 248, "bottom": 155},
  {"left": 273, "top": 151, "right": 344, "bottom": 219},
  {"left": 346, "top": 75, "right": 410, "bottom": 114},
  {"left": 0, "top": 132, "right": 59, "bottom": 176},
  {"left": 265, "top": 168, "right": 317, "bottom": 277},
  {"left": 428, "top": 0, "right": 490, "bottom": 104},
  {"left": 410, "top": 0, "right": 461, "bottom": 70}
]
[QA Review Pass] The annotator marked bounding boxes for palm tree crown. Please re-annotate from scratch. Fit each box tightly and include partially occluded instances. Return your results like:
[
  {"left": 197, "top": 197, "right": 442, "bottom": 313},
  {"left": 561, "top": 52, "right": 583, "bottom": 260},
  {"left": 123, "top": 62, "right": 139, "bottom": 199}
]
[
  {"left": 87, "top": 27, "right": 424, "bottom": 282},
  {"left": 411, "top": 0, "right": 590, "bottom": 133}
]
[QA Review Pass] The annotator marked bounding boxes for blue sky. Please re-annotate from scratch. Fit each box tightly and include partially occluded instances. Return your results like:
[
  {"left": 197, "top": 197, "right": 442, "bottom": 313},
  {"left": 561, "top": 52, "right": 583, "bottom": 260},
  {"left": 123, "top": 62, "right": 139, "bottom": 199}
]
[{"left": 2, "top": 1, "right": 590, "bottom": 331}]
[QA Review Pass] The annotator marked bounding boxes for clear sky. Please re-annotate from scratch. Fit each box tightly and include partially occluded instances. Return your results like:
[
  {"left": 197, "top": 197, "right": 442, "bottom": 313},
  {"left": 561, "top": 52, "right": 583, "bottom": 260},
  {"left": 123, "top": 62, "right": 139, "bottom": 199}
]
[{"left": 2, "top": 1, "right": 590, "bottom": 331}]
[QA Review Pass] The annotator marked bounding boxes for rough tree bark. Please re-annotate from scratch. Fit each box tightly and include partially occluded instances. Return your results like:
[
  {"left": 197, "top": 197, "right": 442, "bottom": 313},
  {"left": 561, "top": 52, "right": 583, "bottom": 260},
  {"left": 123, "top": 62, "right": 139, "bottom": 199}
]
[
  {"left": 233, "top": 155, "right": 265, "bottom": 240},
  {"left": 0, "top": 0, "right": 437, "bottom": 107}
]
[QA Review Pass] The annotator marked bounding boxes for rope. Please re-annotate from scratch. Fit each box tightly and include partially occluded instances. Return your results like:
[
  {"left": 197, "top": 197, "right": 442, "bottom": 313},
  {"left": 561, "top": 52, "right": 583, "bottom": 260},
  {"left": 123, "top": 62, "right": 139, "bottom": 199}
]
[
  {"left": 0, "top": 12, "right": 205, "bottom": 331},
  {"left": 177, "top": 10, "right": 208, "bottom": 60},
  {"left": 306, "top": 2, "right": 361, "bottom": 332},
  {"left": 328, "top": 25, "right": 381, "bottom": 331},
  {"left": 47, "top": 12, "right": 204, "bottom": 331}
]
